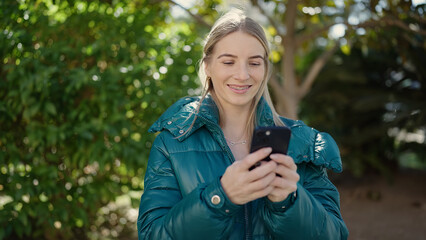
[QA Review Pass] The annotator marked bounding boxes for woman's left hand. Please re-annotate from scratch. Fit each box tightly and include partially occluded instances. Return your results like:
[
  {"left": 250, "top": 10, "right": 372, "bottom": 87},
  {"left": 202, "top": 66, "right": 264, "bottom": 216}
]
[{"left": 267, "top": 154, "right": 300, "bottom": 202}]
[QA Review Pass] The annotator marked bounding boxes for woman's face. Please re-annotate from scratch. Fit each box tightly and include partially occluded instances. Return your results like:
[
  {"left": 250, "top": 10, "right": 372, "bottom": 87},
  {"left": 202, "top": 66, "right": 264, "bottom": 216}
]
[{"left": 205, "top": 31, "right": 266, "bottom": 111}]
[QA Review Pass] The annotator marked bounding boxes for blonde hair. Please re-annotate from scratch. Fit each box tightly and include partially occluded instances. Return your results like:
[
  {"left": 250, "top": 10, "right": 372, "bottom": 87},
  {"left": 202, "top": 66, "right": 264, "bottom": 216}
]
[{"left": 191, "top": 9, "right": 284, "bottom": 139}]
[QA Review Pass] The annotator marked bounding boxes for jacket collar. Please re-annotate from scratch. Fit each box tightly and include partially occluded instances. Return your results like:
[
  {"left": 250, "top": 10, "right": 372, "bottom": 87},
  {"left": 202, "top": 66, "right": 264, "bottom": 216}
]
[{"left": 148, "top": 95, "right": 283, "bottom": 141}]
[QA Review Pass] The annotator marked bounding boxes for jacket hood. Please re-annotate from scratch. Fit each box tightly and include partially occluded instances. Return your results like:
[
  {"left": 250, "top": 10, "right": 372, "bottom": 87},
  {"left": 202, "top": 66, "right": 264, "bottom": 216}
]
[{"left": 148, "top": 96, "right": 217, "bottom": 140}]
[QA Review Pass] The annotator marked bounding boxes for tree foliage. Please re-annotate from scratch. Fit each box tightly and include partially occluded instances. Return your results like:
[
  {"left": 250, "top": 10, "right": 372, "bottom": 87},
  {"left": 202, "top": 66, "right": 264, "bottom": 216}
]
[
  {"left": 0, "top": 0, "right": 200, "bottom": 239},
  {"left": 300, "top": 1, "right": 426, "bottom": 177},
  {"left": 247, "top": 0, "right": 426, "bottom": 120}
]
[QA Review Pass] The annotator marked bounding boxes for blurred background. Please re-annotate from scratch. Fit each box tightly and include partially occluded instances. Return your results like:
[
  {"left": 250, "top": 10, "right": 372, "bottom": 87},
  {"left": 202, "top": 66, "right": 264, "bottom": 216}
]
[{"left": 1, "top": 0, "right": 425, "bottom": 239}]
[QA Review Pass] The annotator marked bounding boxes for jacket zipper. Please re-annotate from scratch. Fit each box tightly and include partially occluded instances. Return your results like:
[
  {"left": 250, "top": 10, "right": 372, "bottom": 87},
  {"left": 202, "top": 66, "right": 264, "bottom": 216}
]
[
  {"left": 199, "top": 116, "right": 252, "bottom": 240},
  {"left": 245, "top": 204, "right": 252, "bottom": 240}
]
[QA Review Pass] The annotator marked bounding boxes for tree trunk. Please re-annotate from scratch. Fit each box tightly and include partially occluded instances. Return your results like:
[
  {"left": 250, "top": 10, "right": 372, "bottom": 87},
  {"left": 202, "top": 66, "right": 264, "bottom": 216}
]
[
  {"left": 276, "top": 89, "right": 300, "bottom": 120},
  {"left": 277, "top": 0, "right": 300, "bottom": 119}
]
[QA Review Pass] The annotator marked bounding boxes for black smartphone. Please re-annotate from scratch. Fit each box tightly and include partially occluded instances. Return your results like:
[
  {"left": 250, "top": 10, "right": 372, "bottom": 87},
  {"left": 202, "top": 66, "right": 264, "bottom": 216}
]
[{"left": 249, "top": 126, "right": 291, "bottom": 170}]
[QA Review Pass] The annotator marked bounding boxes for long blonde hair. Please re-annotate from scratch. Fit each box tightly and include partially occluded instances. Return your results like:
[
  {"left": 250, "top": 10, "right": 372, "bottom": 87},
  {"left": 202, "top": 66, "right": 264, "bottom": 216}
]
[{"left": 191, "top": 9, "right": 284, "bottom": 139}]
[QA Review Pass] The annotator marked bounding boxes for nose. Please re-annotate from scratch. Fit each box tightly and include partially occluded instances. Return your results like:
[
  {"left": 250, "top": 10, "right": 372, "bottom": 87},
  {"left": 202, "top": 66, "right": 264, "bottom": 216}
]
[{"left": 234, "top": 63, "right": 250, "bottom": 81}]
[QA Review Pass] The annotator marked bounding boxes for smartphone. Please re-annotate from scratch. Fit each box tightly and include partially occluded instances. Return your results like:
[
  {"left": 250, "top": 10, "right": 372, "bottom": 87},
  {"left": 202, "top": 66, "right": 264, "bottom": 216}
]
[{"left": 249, "top": 126, "right": 291, "bottom": 170}]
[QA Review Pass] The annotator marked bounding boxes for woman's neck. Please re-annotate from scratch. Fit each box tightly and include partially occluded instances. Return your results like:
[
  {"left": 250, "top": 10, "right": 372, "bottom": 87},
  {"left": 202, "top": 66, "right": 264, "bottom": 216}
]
[
  {"left": 208, "top": 92, "right": 253, "bottom": 141},
  {"left": 219, "top": 105, "right": 252, "bottom": 161},
  {"left": 219, "top": 105, "right": 251, "bottom": 141}
]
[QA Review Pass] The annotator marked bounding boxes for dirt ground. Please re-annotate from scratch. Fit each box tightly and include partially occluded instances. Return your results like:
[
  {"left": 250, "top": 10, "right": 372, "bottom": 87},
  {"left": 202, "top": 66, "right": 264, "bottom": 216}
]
[
  {"left": 127, "top": 170, "right": 426, "bottom": 240},
  {"left": 332, "top": 170, "right": 426, "bottom": 240}
]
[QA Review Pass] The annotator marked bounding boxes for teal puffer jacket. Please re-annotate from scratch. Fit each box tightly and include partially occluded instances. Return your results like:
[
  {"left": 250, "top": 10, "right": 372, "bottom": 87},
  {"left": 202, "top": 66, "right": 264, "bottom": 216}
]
[{"left": 138, "top": 96, "right": 349, "bottom": 240}]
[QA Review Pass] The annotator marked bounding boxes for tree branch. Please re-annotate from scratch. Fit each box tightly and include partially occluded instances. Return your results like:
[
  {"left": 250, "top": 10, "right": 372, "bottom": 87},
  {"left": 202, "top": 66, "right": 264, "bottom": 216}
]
[
  {"left": 385, "top": 17, "right": 426, "bottom": 35},
  {"left": 297, "top": 14, "right": 426, "bottom": 47},
  {"left": 296, "top": 22, "right": 338, "bottom": 47},
  {"left": 250, "top": 0, "right": 285, "bottom": 38},
  {"left": 409, "top": 13, "right": 426, "bottom": 25},
  {"left": 162, "top": 0, "right": 212, "bottom": 28},
  {"left": 299, "top": 41, "right": 339, "bottom": 98},
  {"left": 349, "top": 17, "right": 426, "bottom": 36}
]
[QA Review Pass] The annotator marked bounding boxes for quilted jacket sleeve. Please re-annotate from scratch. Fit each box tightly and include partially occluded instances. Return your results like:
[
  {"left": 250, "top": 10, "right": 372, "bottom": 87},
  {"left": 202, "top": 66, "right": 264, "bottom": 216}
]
[
  {"left": 259, "top": 131, "right": 349, "bottom": 240},
  {"left": 137, "top": 133, "right": 242, "bottom": 240}
]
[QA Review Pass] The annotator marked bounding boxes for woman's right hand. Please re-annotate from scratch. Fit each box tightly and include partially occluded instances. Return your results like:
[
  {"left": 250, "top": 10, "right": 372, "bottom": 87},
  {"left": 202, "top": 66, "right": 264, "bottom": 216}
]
[{"left": 220, "top": 147, "right": 278, "bottom": 205}]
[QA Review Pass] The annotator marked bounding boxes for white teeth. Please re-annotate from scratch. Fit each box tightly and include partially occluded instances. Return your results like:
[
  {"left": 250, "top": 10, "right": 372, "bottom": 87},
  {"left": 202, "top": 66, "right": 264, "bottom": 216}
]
[{"left": 229, "top": 85, "right": 250, "bottom": 90}]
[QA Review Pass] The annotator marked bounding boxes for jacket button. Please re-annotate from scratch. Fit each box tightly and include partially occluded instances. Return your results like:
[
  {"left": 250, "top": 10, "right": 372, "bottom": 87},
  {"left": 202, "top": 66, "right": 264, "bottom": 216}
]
[
  {"left": 179, "top": 130, "right": 184, "bottom": 134},
  {"left": 167, "top": 121, "right": 172, "bottom": 125},
  {"left": 211, "top": 195, "right": 221, "bottom": 205}
]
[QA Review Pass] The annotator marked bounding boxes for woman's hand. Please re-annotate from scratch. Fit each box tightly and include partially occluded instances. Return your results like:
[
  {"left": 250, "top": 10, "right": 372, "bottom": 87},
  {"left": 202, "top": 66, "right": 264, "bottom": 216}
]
[
  {"left": 267, "top": 154, "right": 300, "bottom": 202},
  {"left": 220, "top": 148, "right": 278, "bottom": 205}
]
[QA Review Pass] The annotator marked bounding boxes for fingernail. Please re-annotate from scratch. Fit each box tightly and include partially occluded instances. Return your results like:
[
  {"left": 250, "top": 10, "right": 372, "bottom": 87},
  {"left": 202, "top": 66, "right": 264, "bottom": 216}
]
[{"left": 269, "top": 154, "right": 277, "bottom": 159}]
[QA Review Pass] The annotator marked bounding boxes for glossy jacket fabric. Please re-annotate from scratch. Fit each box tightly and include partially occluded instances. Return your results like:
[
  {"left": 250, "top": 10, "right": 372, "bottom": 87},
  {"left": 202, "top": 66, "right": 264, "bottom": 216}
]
[{"left": 137, "top": 96, "right": 349, "bottom": 240}]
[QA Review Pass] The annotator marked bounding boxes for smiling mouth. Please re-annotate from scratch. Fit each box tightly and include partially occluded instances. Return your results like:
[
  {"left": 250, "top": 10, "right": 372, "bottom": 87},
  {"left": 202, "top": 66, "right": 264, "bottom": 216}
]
[{"left": 227, "top": 84, "right": 252, "bottom": 90}]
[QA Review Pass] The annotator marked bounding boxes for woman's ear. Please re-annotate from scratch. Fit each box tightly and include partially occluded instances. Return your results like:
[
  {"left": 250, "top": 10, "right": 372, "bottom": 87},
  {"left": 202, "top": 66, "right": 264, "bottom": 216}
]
[{"left": 204, "top": 63, "right": 210, "bottom": 77}]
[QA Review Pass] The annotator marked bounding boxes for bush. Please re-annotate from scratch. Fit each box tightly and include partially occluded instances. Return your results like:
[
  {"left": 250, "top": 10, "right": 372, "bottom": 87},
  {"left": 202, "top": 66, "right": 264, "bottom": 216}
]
[{"left": 0, "top": 0, "right": 200, "bottom": 239}]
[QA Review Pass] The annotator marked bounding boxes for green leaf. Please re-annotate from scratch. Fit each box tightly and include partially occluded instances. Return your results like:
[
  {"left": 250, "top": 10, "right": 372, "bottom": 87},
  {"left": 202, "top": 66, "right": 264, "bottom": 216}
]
[
  {"left": 45, "top": 102, "right": 57, "bottom": 116},
  {"left": 23, "top": 103, "right": 40, "bottom": 120},
  {"left": 18, "top": 212, "right": 28, "bottom": 227}
]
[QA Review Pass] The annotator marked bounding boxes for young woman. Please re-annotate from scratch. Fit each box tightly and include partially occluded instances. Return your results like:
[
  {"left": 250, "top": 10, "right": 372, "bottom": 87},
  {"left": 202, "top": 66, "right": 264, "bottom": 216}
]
[{"left": 137, "top": 9, "right": 349, "bottom": 240}]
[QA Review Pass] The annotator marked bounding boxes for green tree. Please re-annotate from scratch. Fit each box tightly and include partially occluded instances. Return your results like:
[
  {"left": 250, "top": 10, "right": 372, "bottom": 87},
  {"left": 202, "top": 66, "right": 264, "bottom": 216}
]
[
  {"left": 301, "top": 4, "right": 426, "bottom": 177},
  {"left": 0, "top": 0, "right": 200, "bottom": 239},
  {"left": 249, "top": 0, "right": 425, "bottom": 119}
]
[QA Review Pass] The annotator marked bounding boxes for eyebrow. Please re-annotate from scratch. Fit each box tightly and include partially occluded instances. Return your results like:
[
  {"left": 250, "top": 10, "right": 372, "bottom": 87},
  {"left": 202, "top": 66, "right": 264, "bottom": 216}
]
[{"left": 217, "top": 53, "right": 264, "bottom": 60}]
